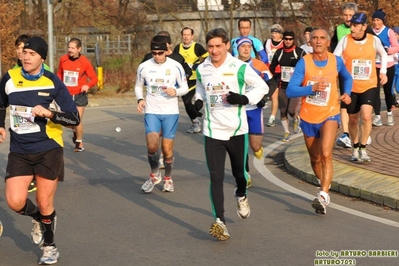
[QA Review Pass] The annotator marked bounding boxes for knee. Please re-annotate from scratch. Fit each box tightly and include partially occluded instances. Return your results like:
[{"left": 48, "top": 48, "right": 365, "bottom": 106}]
[
  {"left": 36, "top": 198, "right": 53, "bottom": 214},
  {"left": 6, "top": 194, "right": 26, "bottom": 212}
]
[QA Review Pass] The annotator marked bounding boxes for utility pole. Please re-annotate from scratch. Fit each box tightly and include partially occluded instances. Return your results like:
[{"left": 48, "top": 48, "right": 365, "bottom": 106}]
[{"left": 48, "top": 0, "right": 54, "bottom": 72}]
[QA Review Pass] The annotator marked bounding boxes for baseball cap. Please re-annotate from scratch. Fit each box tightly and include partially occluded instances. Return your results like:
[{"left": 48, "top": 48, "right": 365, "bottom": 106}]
[{"left": 350, "top": 13, "right": 367, "bottom": 24}]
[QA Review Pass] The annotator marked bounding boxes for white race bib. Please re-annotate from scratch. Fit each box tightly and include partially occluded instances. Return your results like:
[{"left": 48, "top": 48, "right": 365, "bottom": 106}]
[
  {"left": 206, "top": 85, "right": 231, "bottom": 110},
  {"left": 352, "top": 59, "right": 371, "bottom": 80},
  {"left": 63, "top": 70, "right": 79, "bottom": 86},
  {"left": 281, "top": 66, "right": 295, "bottom": 82},
  {"left": 9, "top": 105, "right": 40, "bottom": 134},
  {"left": 304, "top": 81, "right": 331, "bottom": 106}
]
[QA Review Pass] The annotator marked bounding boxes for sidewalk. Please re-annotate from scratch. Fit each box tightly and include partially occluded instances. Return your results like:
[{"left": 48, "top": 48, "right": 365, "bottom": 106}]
[{"left": 284, "top": 110, "right": 399, "bottom": 210}]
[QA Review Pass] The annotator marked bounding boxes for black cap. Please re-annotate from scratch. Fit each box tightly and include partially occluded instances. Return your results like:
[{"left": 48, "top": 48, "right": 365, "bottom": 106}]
[
  {"left": 23, "top": 36, "right": 48, "bottom": 60},
  {"left": 283, "top": 31, "right": 295, "bottom": 39},
  {"left": 304, "top": 27, "right": 314, "bottom": 33},
  {"left": 350, "top": 13, "right": 367, "bottom": 24}
]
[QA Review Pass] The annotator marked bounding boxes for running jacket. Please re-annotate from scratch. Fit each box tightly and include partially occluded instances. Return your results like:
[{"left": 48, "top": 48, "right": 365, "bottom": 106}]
[
  {"left": 0, "top": 67, "right": 79, "bottom": 153},
  {"left": 57, "top": 54, "right": 98, "bottom": 95},
  {"left": 231, "top": 35, "right": 268, "bottom": 64},
  {"left": 135, "top": 57, "right": 189, "bottom": 115},
  {"left": 287, "top": 53, "right": 352, "bottom": 124},
  {"left": 195, "top": 53, "right": 269, "bottom": 140}
]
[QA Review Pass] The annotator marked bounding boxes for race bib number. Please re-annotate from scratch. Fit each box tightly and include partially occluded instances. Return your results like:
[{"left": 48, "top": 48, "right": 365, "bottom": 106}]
[
  {"left": 304, "top": 81, "right": 331, "bottom": 106},
  {"left": 268, "top": 50, "right": 276, "bottom": 63},
  {"left": 149, "top": 85, "right": 168, "bottom": 96},
  {"left": 206, "top": 85, "right": 230, "bottom": 110},
  {"left": 352, "top": 59, "right": 371, "bottom": 80},
  {"left": 9, "top": 105, "right": 40, "bottom": 134},
  {"left": 281, "top": 66, "right": 295, "bottom": 82},
  {"left": 63, "top": 70, "right": 79, "bottom": 86}
]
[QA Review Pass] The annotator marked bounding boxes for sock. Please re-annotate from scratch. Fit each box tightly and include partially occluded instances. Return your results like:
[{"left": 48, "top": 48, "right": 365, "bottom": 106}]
[
  {"left": 147, "top": 151, "right": 160, "bottom": 173},
  {"left": 343, "top": 132, "right": 349, "bottom": 137},
  {"left": 387, "top": 111, "right": 393, "bottom": 116},
  {"left": 41, "top": 210, "right": 57, "bottom": 246},
  {"left": 353, "top": 143, "right": 360, "bottom": 148},
  {"left": 17, "top": 198, "right": 40, "bottom": 220},
  {"left": 281, "top": 119, "right": 289, "bottom": 133},
  {"left": 164, "top": 157, "right": 174, "bottom": 177},
  {"left": 360, "top": 144, "right": 366, "bottom": 149},
  {"left": 270, "top": 115, "right": 275, "bottom": 120}
]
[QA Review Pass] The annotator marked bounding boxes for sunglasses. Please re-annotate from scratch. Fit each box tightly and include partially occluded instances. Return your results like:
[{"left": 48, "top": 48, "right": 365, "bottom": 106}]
[
  {"left": 284, "top": 38, "right": 294, "bottom": 41},
  {"left": 151, "top": 51, "right": 165, "bottom": 56}
]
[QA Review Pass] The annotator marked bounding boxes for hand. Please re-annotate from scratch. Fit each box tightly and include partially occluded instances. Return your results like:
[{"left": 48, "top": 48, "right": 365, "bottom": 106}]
[
  {"left": 164, "top": 87, "right": 177, "bottom": 96},
  {"left": 340, "top": 93, "right": 351, "bottom": 105},
  {"left": 81, "top": 85, "right": 90, "bottom": 93},
  {"left": 312, "top": 81, "right": 329, "bottom": 92},
  {"left": 32, "top": 105, "right": 52, "bottom": 118},
  {"left": 137, "top": 100, "right": 146, "bottom": 113},
  {"left": 379, "top": 73, "right": 388, "bottom": 85},
  {"left": 194, "top": 99, "right": 203, "bottom": 117},
  {"left": 0, "top": 127, "right": 7, "bottom": 143},
  {"left": 226, "top": 91, "right": 249, "bottom": 105},
  {"left": 256, "top": 98, "right": 266, "bottom": 108}
]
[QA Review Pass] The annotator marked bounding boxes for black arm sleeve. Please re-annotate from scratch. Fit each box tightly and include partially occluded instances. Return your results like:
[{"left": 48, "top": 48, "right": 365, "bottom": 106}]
[
  {"left": 0, "top": 109, "right": 6, "bottom": 128},
  {"left": 50, "top": 111, "right": 80, "bottom": 127}
]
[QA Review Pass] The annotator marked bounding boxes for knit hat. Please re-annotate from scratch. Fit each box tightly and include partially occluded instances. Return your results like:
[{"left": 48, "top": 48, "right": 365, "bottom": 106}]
[
  {"left": 283, "top": 31, "right": 295, "bottom": 39},
  {"left": 350, "top": 13, "right": 367, "bottom": 24},
  {"left": 270, "top": 24, "right": 284, "bottom": 33},
  {"left": 393, "top": 26, "right": 399, "bottom": 35},
  {"left": 150, "top": 35, "right": 168, "bottom": 51},
  {"left": 236, "top": 37, "right": 252, "bottom": 49},
  {"left": 304, "top": 27, "right": 314, "bottom": 33},
  {"left": 23, "top": 36, "right": 48, "bottom": 60},
  {"left": 372, "top": 9, "right": 385, "bottom": 22}
]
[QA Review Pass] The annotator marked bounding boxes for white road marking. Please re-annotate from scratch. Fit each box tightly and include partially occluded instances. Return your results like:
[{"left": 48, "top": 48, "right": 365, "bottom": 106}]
[{"left": 253, "top": 134, "right": 399, "bottom": 228}]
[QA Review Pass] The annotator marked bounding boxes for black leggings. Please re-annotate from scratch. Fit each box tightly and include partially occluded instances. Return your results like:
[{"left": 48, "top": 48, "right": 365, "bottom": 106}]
[
  {"left": 204, "top": 134, "right": 248, "bottom": 223},
  {"left": 374, "top": 66, "right": 395, "bottom": 114},
  {"left": 278, "top": 87, "right": 300, "bottom": 119},
  {"left": 182, "top": 80, "right": 197, "bottom": 121}
]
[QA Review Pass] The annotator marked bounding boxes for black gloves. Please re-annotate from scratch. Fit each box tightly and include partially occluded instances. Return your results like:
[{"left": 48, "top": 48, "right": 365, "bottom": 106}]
[
  {"left": 226, "top": 91, "right": 249, "bottom": 105},
  {"left": 194, "top": 99, "right": 203, "bottom": 117},
  {"left": 256, "top": 98, "right": 266, "bottom": 108}
]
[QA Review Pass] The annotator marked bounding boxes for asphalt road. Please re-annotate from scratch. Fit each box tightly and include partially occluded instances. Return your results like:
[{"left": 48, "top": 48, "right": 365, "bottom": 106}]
[{"left": 0, "top": 104, "right": 398, "bottom": 266}]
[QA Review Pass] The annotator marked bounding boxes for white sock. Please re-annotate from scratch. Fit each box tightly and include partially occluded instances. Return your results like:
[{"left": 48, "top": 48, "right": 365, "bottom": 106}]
[
  {"left": 387, "top": 111, "right": 392, "bottom": 116},
  {"left": 281, "top": 119, "right": 289, "bottom": 133}
]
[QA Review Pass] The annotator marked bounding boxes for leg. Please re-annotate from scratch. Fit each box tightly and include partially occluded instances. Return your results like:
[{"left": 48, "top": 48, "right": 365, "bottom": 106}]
[
  {"left": 359, "top": 104, "right": 373, "bottom": 146},
  {"left": 182, "top": 87, "right": 197, "bottom": 121},
  {"left": 227, "top": 134, "right": 248, "bottom": 197},
  {"left": 74, "top": 106, "right": 86, "bottom": 151}
]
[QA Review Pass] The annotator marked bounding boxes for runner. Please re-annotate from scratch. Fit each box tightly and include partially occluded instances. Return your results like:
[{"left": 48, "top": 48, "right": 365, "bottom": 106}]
[
  {"left": 287, "top": 28, "right": 352, "bottom": 214},
  {"left": 300, "top": 27, "right": 314, "bottom": 54},
  {"left": 334, "top": 12, "right": 388, "bottom": 162},
  {"left": 269, "top": 31, "right": 306, "bottom": 142},
  {"left": 174, "top": 27, "right": 208, "bottom": 133},
  {"left": 195, "top": 28, "right": 268, "bottom": 240},
  {"left": 135, "top": 35, "right": 189, "bottom": 193}
]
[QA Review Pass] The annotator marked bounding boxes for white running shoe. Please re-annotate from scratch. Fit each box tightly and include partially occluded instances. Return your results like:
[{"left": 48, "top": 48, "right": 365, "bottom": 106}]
[
  {"left": 162, "top": 177, "right": 174, "bottom": 192},
  {"left": 141, "top": 172, "right": 162, "bottom": 193},
  {"left": 282, "top": 132, "right": 291, "bottom": 142},
  {"left": 366, "top": 135, "right": 372, "bottom": 145},
  {"left": 387, "top": 113, "right": 394, "bottom": 126},
  {"left": 336, "top": 134, "right": 352, "bottom": 148},
  {"left": 209, "top": 218, "right": 230, "bottom": 241},
  {"left": 372, "top": 117, "right": 382, "bottom": 127},
  {"left": 350, "top": 147, "right": 359, "bottom": 161},
  {"left": 187, "top": 119, "right": 201, "bottom": 133},
  {"left": 267, "top": 117, "right": 275, "bottom": 127},
  {"left": 311, "top": 191, "right": 330, "bottom": 215},
  {"left": 31, "top": 219, "right": 44, "bottom": 246},
  {"left": 359, "top": 148, "right": 371, "bottom": 162},
  {"left": 39, "top": 245, "right": 59, "bottom": 265},
  {"left": 234, "top": 189, "right": 250, "bottom": 219},
  {"left": 293, "top": 119, "right": 301, "bottom": 134}
]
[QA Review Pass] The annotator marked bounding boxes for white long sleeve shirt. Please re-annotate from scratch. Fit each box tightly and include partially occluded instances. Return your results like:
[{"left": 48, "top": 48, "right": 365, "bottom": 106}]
[
  {"left": 134, "top": 57, "right": 188, "bottom": 114},
  {"left": 195, "top": 54, "right": 269, "bottom": 140}
]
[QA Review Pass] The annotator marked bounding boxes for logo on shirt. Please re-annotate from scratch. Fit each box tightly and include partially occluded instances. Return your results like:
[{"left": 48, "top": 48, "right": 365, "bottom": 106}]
[
  {"left": 17, "top": 81, "right": 23, "bottom": 87},
  {"left": 38, "top": 92, "right": 50, "bottom": 96}
]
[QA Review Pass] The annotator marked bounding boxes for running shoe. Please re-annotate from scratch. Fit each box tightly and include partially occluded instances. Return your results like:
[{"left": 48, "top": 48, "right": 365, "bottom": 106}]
[
  {"left": 282, "top": 132, "right": 291, "bottom": 142},
  {"left": 31, "top": 219, "right": 44, "bottom": 246},
  {"left": 74, "top": 141, "right": 84, "bottom": 152},
  {"left": 141, "top": 172, "right": 162, "bottom": 193},
  {"left": 311, "top": 191, "right": 330, "bottom": 215},
  {"left": 159, "top": 153, "right": 164, "bottom": 169},
  {"left": 372, "top": 117, "right": 382, "bottom": 127},
  {"left": 387, "top": 113, "right": 394, "bottom": 126},
  {"left": 235, "top": 189, "right": 250, "bottom": 219},
  {"left": 209, "top": 218, "right": 230, "bottom": 241},
  {"left": 0, "top": 220, "right": 3, "bottom": 237},
  {"left": 39, "top": 245, "right": 60, "bottom": 265},
  {"left": 359, "top": 148, "right": 371, "bottom": 162},
  {"left": 187, "top": 119, "right": 201, "bottom": 133},
  {"left": 366, "top": 135, "right": 372, "bottom": 145},
  {"left": 350, "top": 147, "right": 359, "bottom": 161},
  {"left": 267, "top": 117, "right": 275, "bottom": 127},
  {"left": 162, "top": 176, "right": 174, "bottom": 192},
  {"left": 336, "top": 134, "right": 351, "bottom": 148},
  {"left": 246, "top": 173, "right": 252, "bottom": 188},
  {"left": 293, "top": 119, "right": 301, "bottom": 134},
  {"left": 254, "top": 147, "right": 264, "bottom": 160},
  {"left": 28, "top": 181, "right": 37, "bottom": 193}
]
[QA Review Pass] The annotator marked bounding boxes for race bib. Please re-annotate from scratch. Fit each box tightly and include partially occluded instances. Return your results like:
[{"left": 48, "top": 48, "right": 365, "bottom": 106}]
[
  {"left": 9, "top": 105, "right": 40, "bottom": 134},
  {"left": 63, "top": 70, "right": 79, "bottom": 86},
  {"left": 206, "top": 85, "right": 231, "bottom": 110},
  {"left": 281, "top": 66, "right": 295, "bottom": 82},
  {"left": 268, "top": 49, "right": 276, "bottom": 63},
  {"left": 352, "top": 59, "right": 371, "bottom": 80},
  {"left": 304, "top": 81, "right": 331, "bottom": 106}
]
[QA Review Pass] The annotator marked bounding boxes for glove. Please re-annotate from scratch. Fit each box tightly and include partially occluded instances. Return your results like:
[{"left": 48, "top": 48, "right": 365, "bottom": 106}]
[
  {"left": 226, "top": 91, "right": 249, "bottom": 105},
  {"left": 384, "top": 46, "right": 389, "bottom": 53},
  {"left": 194, "top": 99, "right": 203, "bottom": 117},
  {"left": 256, "top": 98, "right": 266, "bottom": 108}
]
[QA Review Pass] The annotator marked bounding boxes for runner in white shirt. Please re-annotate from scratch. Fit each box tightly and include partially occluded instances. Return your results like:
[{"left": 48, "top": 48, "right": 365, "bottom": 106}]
[
  {"left": 195, "top": 28, "right": 268, "bottom": 241},
  {"left": 135, "top": 36, "right": 189, "bottom": 193}
]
